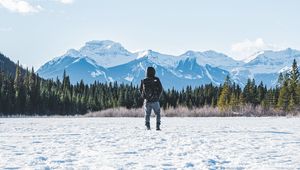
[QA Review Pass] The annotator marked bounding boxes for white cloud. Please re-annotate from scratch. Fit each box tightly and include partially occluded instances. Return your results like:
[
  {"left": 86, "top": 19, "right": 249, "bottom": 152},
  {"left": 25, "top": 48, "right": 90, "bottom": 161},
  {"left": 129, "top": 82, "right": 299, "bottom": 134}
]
[
  {"left": 57, "top": 0, "right": 73, "bottom": 4},
  {"left": 230, "top": 38, "right": 280, "bottom": 62},
  {"left": 0, "top": 0, "right": 42, "bottom": 14}
]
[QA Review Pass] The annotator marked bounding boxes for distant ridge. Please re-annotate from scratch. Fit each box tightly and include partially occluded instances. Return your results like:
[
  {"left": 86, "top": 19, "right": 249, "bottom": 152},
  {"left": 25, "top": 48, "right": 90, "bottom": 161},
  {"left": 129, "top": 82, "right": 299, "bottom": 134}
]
[{"left": 37, "top": 40, "right": 300, "bottom": 89}]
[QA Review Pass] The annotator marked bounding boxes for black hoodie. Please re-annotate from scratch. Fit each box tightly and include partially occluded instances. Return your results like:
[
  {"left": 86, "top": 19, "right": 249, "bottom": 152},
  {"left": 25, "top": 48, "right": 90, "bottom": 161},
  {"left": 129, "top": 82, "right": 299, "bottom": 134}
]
[{"left": 140, "top": 67, "right": 163, "bottom": 102}]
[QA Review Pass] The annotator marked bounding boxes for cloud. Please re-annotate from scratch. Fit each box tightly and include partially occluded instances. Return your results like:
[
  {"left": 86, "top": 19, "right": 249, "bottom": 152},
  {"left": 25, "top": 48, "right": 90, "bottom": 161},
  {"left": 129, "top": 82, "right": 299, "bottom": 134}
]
[
  {"left": 0, "top": 0, "right": 73, "bottom": 14},
  {"left": 230, "top": 38, "right": 280, "bottom": 62},
  {"left": 0, "top": 0, "right": 42, "bottom": 14},
  {"left": 57, "top": 0, "right": 73, "bottom": 4}
]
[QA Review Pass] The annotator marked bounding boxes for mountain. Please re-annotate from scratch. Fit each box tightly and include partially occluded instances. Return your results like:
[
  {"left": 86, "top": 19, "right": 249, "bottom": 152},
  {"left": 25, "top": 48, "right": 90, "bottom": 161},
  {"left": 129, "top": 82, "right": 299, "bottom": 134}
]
[
  {"left": 79, "top": 40, "right": 136, "bottom": 68},
  {"left": 0, "top": 52, "right": 27, "bottom": 77},
  {"left": 37, "top": 49, "right": 110, "bottom": 84},
  {"left": 37, "top": 40, "right": 300, "bottom": 89},
  {"left": 180, "top": 50, "right": 244, "bottom": 71},
  {"left": 174, "top": 57, "right": 229, "bottom": 86},
  {"left": 232, "top": 48, "right": 300, "bottom": 86},
  {"left": 108, "top": 57, "right": 183, "bottom": 89},
  {"left": 108, "top": 54, "right": 229, "bottom": 89},
  {"left": 135, "top": 50, "right": 180, "bottom": 69},
  {"left": 244, "top": 48, "right": 300, "bottom": 73}
]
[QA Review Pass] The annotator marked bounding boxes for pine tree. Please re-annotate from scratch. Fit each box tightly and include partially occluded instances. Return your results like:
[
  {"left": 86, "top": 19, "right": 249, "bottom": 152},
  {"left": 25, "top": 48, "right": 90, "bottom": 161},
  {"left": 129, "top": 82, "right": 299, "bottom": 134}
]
[
  {"left": 277, "top": 72, "right": 284, "bottom": 87},
  {"left": 13, "top": 61, "right": 22, "bottom": 113},
  {"left": 14, "top": 61, "right": 21, "bottom": 98},
  {"left": 277, "top": 81, "right": 289, "bottom": 111},
  {"left": 289, "top": 59, "right": 300, "bottom": 105},
  {"left": 265, "top": 89, "right": 275, "bottom": 108},
  {"left": 290, "top": 59, "right": 300, "bottom": 84},
  {"left": 229, "top": 93, "right": 239, "bottom": 111},
  {"left": 238, "top": 92, "right": 245, "bottom": 106},
  {"left": 217, "top": 75, "right": 231, "bottom": 111},
  {"left": 288, "top": 94, "right": 296, "bottom": 111},
  {"left": 261, "top": 99, "right": 269, "bottom": 111},
  {"left": 257, "top": 81, "right": 265, "bottom": 104}
]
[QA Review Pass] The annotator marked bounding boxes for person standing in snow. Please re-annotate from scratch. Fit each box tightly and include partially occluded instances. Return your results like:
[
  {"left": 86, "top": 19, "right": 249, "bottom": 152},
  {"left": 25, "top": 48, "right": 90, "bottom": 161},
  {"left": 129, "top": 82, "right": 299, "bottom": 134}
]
[{"left": 140, "top": 67, "right": 163, "bottom": 130}]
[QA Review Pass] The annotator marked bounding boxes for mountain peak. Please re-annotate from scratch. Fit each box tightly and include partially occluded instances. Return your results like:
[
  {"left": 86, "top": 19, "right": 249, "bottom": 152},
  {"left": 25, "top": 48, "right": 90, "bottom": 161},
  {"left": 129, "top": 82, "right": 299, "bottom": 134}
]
[
  {"left": 136, "top": 49, "right": 156, "bottom": 58},
  {"left": 182, "top": 50, "right": 199, "bottom": 56},
  {"left": 83, "top": 40, "right": 124, "bottom": 51},
  {"left": 78, "top": 40, "right": 135, "bottom": 68},
  {"left": 65, "top": 49, "right": 80, "bottom": 56},
  {"left": 244, "top": 51, "right": 265, "bottom": 63},
  {"left": 202, "top": 50, "right": 218, "bottom": 54},
  {"left": 202, "top": 50, "right": 226, "bottom": 56},
  {"left": 85, "top": 40, "right": 118, "bottom": 45}
]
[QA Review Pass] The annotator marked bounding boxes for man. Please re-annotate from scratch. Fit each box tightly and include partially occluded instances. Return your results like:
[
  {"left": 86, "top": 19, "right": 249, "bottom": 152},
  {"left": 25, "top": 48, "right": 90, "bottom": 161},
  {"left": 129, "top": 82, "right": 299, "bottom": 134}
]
[{"left": 140, "top": 66, "right": 163, "bottom": 130}]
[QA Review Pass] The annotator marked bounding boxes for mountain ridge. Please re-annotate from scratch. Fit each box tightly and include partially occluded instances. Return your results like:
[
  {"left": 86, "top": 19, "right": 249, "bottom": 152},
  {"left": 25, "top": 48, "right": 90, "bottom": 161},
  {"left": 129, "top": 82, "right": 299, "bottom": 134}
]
[{"left": 37, "top": 40, "right": 300, "bottom": 89}]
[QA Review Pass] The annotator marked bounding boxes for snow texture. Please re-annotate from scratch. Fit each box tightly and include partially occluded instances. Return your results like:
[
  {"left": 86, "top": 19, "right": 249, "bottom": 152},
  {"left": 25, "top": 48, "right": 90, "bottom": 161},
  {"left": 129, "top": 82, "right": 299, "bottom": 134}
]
[{"left": 1, "top": 117, "right": 300, "bottom": 169}]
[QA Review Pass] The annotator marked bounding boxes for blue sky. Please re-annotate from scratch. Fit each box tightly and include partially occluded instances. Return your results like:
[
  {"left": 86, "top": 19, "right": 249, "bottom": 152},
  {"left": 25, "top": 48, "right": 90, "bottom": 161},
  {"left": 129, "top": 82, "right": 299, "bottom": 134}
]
[{"left": 0, "top": 0, "right": 299, "bottom": 69}]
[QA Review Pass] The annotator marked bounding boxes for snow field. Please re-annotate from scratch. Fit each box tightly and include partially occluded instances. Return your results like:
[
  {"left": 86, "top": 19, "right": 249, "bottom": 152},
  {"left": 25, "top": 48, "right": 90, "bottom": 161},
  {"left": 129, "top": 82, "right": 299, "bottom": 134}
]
[{"left": 0, "top": 117, "right": 300, "bottom": 169}]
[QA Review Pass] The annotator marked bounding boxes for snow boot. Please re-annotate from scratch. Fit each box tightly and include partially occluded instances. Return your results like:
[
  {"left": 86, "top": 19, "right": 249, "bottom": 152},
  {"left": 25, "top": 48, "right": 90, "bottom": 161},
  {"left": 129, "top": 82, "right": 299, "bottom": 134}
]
[
  {"left": 156, "top": 124, "right": 161, "bottom": 131},
  {"left": 146, "top": 122, "right": 151, "bottom": 130}
]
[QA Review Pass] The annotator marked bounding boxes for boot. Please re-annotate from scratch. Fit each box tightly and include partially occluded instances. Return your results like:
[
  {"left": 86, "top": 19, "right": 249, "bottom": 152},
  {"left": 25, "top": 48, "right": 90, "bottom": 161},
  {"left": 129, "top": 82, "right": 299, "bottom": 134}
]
[
  {"left": 146, "top": 122, "right": 151, "bottom": 130},
  {"left": 156, "top": 123, "right": 161, "bottom": 131}
]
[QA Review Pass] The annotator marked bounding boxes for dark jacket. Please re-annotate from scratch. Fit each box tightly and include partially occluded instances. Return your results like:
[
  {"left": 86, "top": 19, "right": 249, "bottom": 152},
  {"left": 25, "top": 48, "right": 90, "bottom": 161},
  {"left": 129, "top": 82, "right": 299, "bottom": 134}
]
[
  {"left": 140, "top": 67, "right": 163, "bottom": 102},
  {"left": 140, "top": 76, "right": 163, "bottom": 102}
]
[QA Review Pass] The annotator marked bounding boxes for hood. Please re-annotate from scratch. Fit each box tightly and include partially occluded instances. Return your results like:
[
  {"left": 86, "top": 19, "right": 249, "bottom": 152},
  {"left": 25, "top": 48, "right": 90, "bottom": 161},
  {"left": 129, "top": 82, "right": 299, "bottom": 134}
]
[{"left": 146, "top": 67, "right": 156, "bottom": 78}]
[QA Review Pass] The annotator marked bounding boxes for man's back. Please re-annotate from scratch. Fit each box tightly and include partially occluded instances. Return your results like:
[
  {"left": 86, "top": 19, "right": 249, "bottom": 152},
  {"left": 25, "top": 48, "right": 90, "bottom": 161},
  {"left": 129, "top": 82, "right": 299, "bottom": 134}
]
[{"left": 140, "top": 76, "right": 163, "bottom": 103}]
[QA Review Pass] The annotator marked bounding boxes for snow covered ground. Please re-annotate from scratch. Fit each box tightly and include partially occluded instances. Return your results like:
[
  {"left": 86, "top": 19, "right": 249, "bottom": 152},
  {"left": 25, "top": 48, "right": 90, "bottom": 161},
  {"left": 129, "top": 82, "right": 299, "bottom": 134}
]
[{"left": 1, "top": 117, "right": 300, "bottom": 169}]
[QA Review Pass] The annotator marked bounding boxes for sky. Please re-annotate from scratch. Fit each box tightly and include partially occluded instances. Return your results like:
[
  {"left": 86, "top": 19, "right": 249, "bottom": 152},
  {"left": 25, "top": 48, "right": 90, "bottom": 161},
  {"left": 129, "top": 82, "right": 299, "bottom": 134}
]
[{"left": 0, "top": 0, "right": 300, "bottom": 69}]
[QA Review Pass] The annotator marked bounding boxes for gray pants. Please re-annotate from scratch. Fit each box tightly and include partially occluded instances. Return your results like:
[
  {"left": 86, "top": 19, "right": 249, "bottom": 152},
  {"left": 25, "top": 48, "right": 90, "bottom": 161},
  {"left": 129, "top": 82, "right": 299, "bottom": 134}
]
[{"left": 144, "top": 101, "right": 161, "bottom": 126}]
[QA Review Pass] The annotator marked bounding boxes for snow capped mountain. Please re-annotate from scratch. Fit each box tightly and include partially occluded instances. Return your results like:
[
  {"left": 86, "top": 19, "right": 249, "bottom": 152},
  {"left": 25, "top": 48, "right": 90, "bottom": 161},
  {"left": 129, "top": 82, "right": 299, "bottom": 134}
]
[
  {"left": 108, "top": 57, "right": 183, "bottom": 89},
  {"left": 180, "top": 50, "right": 244, "bottom": 71},
  {"left": 37, "top": 49, "right": 110, "bottom": 84},
  {"left": 108, "top": 56, "right": 229, "bottom": 89},
  {"left": 231, "top": 48, "right": 300, "bottom": 87},
  {"left": 175, "top": 57, "right": 229, "bottom": 86},
  {"left": 79, "top": 40, "right": 136, "bottom": 68},
  {"left": 37, "top": 49, "right": 83, "bottom": 78},
  {"left": 244, "top": 51, "right": 264, "bottom": 63},
  {"left": 135, "top": 50, "right": 180, "bottom": 69},
  {"left": 37, "top": 40, "right": 300, "bottom": 89},
  {"left": 244, "top": 48, "right": 300, "bottom": 73}
]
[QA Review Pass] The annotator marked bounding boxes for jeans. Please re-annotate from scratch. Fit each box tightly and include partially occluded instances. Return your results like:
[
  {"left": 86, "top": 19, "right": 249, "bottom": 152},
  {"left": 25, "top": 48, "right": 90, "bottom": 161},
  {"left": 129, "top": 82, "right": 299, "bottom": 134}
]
[{"left": 144, "top": 101, "right": 161, "bottom": 126}]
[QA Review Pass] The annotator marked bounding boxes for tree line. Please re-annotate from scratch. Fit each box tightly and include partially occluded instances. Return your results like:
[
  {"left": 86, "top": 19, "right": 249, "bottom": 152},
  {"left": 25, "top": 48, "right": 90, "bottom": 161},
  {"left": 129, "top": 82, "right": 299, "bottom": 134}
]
[
  {"left": 0, "top": 54, "right": 299, "bottom": 116},
  {"left": 217, "top": 59, "right": 300, "bottom": 113}
]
